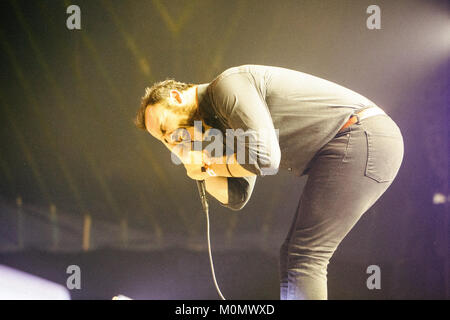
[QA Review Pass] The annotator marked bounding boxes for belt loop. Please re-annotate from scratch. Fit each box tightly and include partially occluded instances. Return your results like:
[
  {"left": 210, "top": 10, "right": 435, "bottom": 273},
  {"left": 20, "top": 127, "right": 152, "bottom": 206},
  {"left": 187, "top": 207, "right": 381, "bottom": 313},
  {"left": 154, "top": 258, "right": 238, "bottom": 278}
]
[{"left": 354, "top": 106, "right": 371, "bottom": 125}]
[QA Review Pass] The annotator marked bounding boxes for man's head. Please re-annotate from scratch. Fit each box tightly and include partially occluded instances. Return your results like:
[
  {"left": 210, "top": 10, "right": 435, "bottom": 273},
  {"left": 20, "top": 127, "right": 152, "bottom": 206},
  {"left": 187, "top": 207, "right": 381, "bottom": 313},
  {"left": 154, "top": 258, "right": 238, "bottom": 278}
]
[{"left": 135, "top": 79, "right": 201, "bottom": 149}]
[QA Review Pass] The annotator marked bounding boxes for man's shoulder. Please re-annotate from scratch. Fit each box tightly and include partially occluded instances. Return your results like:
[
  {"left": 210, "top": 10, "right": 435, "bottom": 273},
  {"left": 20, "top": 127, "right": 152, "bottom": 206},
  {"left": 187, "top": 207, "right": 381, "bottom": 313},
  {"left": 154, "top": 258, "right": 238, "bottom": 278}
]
[
  {"left": 209, "top": 64, "right": 293, "bottom": 87},
  {"left": 208, "top": 65, "right": 267, "bottom": 91},
  {"left": 212, "top": 65, "right": 253, "bottom": 82},
  {"left": 204, "top": 66, "right": 257, "bottom": 106}
]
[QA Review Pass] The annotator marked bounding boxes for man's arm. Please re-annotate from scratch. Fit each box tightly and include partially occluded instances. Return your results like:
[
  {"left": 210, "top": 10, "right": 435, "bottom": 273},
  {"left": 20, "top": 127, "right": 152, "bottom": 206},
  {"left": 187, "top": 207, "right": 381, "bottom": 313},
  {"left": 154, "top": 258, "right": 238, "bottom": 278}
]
[
  {"left": 206, "top": 153, "right": 257, "bottom": 177},
  {"left": 205, "top": 175, "right": 257, "bottom": 211},
  {"left": 204, "top": 176, "right": 228, "bottom": 204},
  {"left": 209, "top": 72, "right": 281, "bottom": 176}
]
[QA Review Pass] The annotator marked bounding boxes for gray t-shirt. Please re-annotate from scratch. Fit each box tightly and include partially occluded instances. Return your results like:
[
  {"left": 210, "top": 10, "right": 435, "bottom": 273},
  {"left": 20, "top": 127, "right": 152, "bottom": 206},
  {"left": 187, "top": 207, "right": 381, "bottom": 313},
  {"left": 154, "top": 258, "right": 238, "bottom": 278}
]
[{"left": 197, "top": 65, "right": 378, "bottom": 210}]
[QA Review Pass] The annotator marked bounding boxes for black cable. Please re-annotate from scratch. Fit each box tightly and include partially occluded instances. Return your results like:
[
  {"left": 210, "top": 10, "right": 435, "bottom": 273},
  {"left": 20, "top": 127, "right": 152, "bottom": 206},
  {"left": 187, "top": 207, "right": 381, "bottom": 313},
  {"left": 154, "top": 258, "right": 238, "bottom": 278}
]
[{"left": 196, "top": 180, "right": 226, "bottom": 300}]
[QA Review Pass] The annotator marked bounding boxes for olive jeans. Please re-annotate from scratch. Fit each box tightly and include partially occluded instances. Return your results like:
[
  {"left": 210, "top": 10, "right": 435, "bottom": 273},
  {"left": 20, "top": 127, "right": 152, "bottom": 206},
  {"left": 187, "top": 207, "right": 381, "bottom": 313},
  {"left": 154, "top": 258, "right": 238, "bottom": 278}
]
[{"left": 279, "top": 113, "right": 404, "bottom": 299}]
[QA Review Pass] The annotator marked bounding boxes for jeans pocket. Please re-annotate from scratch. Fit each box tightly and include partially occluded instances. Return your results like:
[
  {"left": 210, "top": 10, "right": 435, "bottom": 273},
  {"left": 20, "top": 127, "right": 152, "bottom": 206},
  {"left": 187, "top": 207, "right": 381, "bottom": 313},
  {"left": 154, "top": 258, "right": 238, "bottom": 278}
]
[{"left": 364, "top": 131, "right": 404, "bottom": 183}]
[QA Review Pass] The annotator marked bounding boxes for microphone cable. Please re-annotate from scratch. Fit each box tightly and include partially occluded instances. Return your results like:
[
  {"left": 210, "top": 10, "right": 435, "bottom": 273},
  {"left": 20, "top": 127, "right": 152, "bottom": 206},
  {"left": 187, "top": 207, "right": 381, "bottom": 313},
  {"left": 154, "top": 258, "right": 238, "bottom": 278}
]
[{"left": 196, "top": 180, "right": 226, "bottom": 300}]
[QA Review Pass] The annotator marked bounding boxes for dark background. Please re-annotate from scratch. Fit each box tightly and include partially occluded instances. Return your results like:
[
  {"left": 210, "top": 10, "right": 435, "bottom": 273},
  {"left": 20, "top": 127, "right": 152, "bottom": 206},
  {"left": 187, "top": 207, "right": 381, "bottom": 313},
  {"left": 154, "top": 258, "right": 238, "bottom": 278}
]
[{"left": 0, "top": 0, "right": 448, "bottom": 299}]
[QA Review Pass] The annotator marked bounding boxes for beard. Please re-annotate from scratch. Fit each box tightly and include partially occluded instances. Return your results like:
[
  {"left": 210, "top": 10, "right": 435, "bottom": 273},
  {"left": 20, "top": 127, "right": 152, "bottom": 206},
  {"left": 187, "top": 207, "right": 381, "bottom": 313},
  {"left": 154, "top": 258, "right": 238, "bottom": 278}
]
[
  {"left": 185, "top": 103, "right": 203, "bottom": 127},
  {"left": 168, "top": 100, "right": 202, "bottom": 128}
]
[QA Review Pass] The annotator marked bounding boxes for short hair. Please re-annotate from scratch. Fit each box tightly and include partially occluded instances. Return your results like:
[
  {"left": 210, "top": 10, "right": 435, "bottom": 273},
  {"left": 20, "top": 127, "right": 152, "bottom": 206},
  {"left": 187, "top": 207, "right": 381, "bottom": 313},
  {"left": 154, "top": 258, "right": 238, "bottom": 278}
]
[{"left": 134, "top": 79, "right": 195, "bottom": 130}]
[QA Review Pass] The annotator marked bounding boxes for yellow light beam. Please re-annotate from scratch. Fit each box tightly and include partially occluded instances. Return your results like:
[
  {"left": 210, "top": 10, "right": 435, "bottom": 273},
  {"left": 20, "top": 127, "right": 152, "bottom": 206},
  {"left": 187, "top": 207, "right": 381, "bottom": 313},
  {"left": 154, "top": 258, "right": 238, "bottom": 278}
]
[
  {"left": 69, "top": 28, "right": 193, "bottom": 229},
  {"left": 62, "top": 0, "right": 195, "bottom": 230},
  {"left": 0, "top": 27, "right": 85, "bottom": 211},
  {"left": 152, "top": 0, "right": 202, "bottom": 37},
  {"left": 11, "top": 0, "right": 134, "bottom": 215},
  {"left": 201, "top": 0, "right": 248, "bottom": 80},
  {"left": 100, "top": 0, "right": 153, "bottom": 77},
  {"left": 0, "top": 95, "right": 51, "bottom": 203}
]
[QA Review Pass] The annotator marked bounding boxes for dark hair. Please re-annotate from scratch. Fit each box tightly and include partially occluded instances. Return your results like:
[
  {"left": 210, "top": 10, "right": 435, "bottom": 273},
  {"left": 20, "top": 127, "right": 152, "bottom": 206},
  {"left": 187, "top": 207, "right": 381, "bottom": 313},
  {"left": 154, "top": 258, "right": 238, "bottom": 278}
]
[{"left": 134, "top": 79, "right": 195, "bottom": 130}]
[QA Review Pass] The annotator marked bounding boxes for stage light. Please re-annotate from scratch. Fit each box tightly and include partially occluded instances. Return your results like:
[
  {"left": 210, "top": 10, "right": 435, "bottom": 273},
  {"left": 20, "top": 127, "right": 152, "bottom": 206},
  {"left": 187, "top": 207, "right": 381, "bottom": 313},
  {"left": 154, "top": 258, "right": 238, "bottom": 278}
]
[
  {"left": 112, "top": 294, "right": 133, "bottom": 300},
  {"left": 432, "top": 193, "right": 448, "bottom": 205},
  {"left": 0, "top": 265, "right": 70, "bottom": 300}
]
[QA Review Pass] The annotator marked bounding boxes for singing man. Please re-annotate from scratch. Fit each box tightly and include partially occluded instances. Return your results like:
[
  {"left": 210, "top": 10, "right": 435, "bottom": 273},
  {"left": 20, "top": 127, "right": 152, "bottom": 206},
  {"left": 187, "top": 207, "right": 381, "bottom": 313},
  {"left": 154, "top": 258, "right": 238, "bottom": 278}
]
[{"left": 134, "top": 64, "right": 404, "bottom": 299}]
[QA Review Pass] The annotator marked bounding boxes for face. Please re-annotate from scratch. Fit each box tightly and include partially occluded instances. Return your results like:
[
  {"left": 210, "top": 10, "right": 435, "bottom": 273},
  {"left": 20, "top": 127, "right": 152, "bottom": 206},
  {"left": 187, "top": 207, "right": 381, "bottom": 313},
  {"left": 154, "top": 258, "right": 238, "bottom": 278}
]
[{"left": 144, "top": 98, "right": 205, "bottom": 162}]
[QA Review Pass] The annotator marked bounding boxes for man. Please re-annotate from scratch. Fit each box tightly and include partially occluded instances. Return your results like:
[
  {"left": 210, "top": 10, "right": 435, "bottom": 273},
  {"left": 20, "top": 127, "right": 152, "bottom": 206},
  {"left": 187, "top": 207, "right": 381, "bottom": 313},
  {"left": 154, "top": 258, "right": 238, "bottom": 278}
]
[{"left": 134, "top": 65, "right": 404, "bottom": 299}]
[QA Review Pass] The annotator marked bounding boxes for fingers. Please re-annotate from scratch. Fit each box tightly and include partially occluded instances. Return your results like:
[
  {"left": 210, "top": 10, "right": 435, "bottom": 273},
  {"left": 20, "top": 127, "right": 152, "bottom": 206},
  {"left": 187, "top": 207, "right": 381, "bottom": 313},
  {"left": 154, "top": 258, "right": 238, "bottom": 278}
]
[{"left": 202, "top": 150, "right": 212, "bottom": 166}]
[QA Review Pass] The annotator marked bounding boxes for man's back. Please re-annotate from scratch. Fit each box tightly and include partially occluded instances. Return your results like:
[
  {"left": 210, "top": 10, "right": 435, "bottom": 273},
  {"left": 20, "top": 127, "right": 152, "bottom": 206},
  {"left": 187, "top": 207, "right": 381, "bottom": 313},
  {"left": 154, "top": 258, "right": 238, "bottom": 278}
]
[{"left": 206, "top": 64, "right": 379, "bottom": 176}]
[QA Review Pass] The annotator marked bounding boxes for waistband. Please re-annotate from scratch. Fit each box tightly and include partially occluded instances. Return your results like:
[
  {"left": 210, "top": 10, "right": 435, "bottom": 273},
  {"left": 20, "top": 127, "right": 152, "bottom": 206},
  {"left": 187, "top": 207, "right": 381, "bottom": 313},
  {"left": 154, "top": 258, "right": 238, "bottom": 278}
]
[{"left": 338, "top": 106, "right": 386, "bottom": 133}]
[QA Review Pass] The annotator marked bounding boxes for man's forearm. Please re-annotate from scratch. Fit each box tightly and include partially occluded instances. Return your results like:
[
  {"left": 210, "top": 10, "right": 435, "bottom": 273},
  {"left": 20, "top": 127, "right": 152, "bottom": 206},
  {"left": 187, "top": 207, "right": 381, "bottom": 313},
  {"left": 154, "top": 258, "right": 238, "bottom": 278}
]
[
  {"left": 208, "top": 153, "right": 257, "bottom": 177},
  {"left": 204, "top": 176, "right": 229, "bottom": 204}
]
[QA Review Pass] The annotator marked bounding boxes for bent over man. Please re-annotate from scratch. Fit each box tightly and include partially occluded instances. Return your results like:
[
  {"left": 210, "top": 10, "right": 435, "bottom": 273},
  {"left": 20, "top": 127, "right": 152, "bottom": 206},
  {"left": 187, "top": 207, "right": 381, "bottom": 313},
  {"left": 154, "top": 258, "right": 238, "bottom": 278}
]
[{"left": 135, "top": 65, "right": 404, "bottom": 299}]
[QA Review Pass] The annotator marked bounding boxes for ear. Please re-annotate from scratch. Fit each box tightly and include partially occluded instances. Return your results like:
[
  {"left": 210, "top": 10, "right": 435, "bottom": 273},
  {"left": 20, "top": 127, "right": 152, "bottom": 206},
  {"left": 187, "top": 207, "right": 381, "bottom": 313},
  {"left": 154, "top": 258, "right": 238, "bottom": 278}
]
[{"left": 169, "top": 90, "right": 183, "bottom": 104}]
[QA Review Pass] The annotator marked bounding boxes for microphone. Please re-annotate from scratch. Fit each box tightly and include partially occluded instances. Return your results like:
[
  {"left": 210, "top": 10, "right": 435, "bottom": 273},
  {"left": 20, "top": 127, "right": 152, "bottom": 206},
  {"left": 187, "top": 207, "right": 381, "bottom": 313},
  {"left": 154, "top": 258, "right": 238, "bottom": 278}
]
[{"left": 196, "top": 180, "right": 209, "bottom": 213}]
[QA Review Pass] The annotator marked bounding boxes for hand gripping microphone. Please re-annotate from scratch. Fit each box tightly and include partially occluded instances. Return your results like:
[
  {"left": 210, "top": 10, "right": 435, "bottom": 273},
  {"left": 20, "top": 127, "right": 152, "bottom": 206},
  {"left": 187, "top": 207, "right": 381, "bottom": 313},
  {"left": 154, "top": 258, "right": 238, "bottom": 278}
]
[{"left": 196, "top": 179, "right": 226, "bottom": 300}]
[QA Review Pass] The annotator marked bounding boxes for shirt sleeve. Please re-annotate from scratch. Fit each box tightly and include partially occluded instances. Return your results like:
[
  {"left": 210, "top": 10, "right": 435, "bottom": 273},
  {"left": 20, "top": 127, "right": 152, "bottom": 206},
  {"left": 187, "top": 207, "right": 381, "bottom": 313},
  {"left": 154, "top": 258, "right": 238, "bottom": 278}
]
[
  {"left": 220, "top": 176, "right": 257, "bottom": 211},
  {"left": 209, "top": 72, "right": 281, "bottom": 176}
]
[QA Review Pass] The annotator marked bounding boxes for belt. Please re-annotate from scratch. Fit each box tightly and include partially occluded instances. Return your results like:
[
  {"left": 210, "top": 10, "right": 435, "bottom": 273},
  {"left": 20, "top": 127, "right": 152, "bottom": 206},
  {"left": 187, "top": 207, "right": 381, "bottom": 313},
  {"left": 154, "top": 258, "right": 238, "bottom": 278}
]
[{"left": 338, "top": 106, "right": 386, "bottom": 133}]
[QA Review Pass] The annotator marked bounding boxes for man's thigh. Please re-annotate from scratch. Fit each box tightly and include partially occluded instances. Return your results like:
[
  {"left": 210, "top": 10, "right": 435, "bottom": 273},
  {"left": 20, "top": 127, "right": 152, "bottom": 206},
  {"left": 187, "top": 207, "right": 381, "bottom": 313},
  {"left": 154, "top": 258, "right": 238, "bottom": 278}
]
[{"left": 288, "top": 116, "right": 403, "bottom": 256}]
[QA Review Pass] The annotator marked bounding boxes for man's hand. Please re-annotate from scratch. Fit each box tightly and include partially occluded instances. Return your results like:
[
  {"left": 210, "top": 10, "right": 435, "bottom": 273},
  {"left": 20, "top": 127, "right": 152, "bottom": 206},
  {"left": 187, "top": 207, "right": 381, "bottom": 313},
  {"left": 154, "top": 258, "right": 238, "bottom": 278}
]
[
  {"left": 184, "top": 163, "right": 208, "bottom": 180},
  {"left": 183, "top": 149, "right": 212, "bottom": 180}
]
